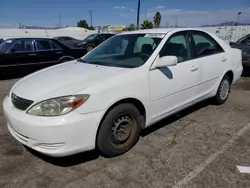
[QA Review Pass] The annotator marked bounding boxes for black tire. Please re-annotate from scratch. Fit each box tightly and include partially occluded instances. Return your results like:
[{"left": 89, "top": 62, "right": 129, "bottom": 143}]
[
  {"left": 97, "top": 103, "right": 142, "bottom": 157},
  {"left": 213, "top": 75, "right": 231, "bottom": 105}
]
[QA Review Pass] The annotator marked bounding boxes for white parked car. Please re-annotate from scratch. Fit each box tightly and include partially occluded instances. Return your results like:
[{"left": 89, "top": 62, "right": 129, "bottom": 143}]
[{"left": 3, "top": 28, "right": 243, "bottom": 157}]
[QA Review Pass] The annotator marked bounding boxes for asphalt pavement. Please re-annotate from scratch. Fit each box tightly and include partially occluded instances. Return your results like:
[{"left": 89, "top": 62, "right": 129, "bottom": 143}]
[{"left": 1, "top": 76, "right": 250, "bottom": 188}]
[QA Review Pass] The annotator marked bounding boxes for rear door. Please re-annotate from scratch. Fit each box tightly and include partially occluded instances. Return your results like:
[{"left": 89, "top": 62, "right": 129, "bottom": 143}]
[
  {"left": 34, "top": 39, "right": 63, "bottom": 70},
  {"left": 149, "top": 31, "right": 200, "bottom": 120},
  {"left": 188, "top": 31, "right": 225, "bottom": 98}
]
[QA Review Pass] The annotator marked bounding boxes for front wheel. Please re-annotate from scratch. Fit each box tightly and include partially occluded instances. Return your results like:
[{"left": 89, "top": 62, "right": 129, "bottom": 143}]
[
  {"left": 86, "top": 45, "right": 94, "bottom": 52},
  {"left": 97, "top": 103, "right": 142, "bottom": 157},
  {"left": 213, "top": 75, "right": 231, "bottom": 105}
]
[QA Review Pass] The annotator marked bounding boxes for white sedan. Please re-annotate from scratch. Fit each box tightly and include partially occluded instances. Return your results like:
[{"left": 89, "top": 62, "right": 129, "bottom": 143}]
[{"left": 3, "top": 28, "right": 243, "bottom": 157}]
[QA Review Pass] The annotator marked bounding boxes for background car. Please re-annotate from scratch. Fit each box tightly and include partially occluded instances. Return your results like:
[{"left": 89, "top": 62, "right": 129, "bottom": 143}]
[
  {"left": 230, "top": 34, "right": 250, "bottom": 68},
  {"left": 76, "top": 33, "right": 115, "bottom": 52},
  {"left": 0, "top": 38, "right": 4, "bottom": 44},
  {"left": 53, "top": 36, "right": 81, "bottom": 48},
  {"left": 0, "top": 38, "right": 87, "bottom": 80}
]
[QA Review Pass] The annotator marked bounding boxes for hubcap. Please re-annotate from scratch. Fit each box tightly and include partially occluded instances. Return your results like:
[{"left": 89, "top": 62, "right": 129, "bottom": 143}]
[
  {"left": 87, "top": 46, "right": 93, "bottom": 52},
  {"left": 110, "top": 115, "right": 136, "bottom": 147},
  {"left": 220, "top": 79, "right": 230, "bottom": 100}
]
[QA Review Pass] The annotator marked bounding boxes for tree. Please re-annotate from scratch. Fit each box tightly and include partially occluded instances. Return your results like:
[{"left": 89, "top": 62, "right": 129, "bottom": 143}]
[
  {"left": 153, "top": 12, "right": 161, "bottom": 28},
  {"left": 140, "top": 20, "right": 153, "bottom": 29},
  {"left": 123, "top": 24, "right": 136, "bottom": 31},
  {"left": 77, "top": 20, "right": 89, "bottom": 29},
  {"left": 88, "top": 26, "right": 95, "bottom": 30}
]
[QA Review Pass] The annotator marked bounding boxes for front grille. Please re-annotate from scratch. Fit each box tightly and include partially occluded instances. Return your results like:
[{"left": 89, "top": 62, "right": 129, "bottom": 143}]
[{"left": 11, "top": 93, "right": 34, "bottom": 111}]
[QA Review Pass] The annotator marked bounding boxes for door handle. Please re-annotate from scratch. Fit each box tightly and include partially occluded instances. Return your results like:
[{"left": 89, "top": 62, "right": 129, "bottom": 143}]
[
  {"left": 29, "top": 53, "right": 36, "bottom": 56},
  {"left": 222, "top": 57, "right": 227, "bottom": 62},
  {"left": 190, "top": 65, "right": 198, "bottom": 72},
  {"left": 55, "top": 51, "right": 62, "bottom": 54}
]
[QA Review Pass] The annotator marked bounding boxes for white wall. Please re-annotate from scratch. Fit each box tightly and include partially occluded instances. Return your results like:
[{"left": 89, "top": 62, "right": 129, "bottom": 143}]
[
  {"left": 200, "top": 26, "right": 250, "bottom": 43},
  {"left": 0, "top": 27, "right": 97, "bottom": 40},
  {"left": 1, "top": 25, "right": 249, "bottom": 44}
]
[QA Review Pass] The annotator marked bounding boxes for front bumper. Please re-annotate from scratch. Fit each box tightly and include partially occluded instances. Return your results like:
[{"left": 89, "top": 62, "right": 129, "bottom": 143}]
[{"left": 3, "top": 95, "right": 104, "bottom": 157}]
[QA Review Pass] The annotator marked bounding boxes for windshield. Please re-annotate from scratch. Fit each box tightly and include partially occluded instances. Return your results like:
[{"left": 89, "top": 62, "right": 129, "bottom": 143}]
[
  {"left": 235, "top": 35, "right": 250, "bottom": 44},
  {"left": 0, "top": 41, "right": 6, "bottom": 51},
  {"left": 84, "top": 34, "right": 98, "bottom": 41},
  {"left": 80, "top": 33, "right": 164, "bottom": 68}
]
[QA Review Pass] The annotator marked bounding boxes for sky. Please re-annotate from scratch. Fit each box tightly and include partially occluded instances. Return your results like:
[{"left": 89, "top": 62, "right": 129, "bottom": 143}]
[{"left": 0, "top": 0, "right": 250, "bottom": 28}]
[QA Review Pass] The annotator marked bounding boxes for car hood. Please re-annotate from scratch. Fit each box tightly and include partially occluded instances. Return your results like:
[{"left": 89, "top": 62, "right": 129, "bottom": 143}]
[{"left": 11, "top": 60, "right": 129, "bottom": 101}]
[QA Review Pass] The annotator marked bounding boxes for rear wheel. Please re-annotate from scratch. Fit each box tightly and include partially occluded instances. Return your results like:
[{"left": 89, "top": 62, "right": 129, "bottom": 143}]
[
  {"left": 97, "top": 103, "right": 142, "bottom": 157},
  {"left": 213, "top": 75, "right": 231, "bottom": 105}
]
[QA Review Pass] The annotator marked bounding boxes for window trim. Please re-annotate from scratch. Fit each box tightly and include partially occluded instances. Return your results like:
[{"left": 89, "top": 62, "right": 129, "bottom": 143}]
[
  {"left": 159, "top": 31, "right": 192, "bottom": 63},
  {"left": 6, "top": 39, "right": 35, "bottom": 53},
  {"left": 188, "top": 31, "right": 224, "bottom": 59}
]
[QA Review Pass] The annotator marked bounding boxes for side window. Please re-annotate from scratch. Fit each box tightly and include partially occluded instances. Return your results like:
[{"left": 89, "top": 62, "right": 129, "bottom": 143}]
[
  {"left": 98, "top": 35, "right": 106, "bottom": 41},
  {"left": 191, "top": 31, "right": 224, "bottom": 58},
  {"left": 134, "top": 37, "right": 156, "bottom": 54},
  {"left": 50, "top": 41, "right": 62, "bottom": 50},
  {"left": 160, "top": 33, "right": 190, "bottom": 63},
  {"left": 35, "top": 40, "right": 52, "bottom": 51},
  {"left": 9, "top": 39, "right": 34, "bottom": 52}
]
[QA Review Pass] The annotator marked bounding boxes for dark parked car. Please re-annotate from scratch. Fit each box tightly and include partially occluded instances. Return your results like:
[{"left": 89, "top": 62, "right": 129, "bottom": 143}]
[
  {"left": 0, "top": 38, "right": 4, "bottom": 44},
  {"left": 230, "top": 34, "right": 250, "bottom": 68},
  {"left": 54, "top": 36, "right": 81, "bottom": 48},
  {"left": 76, "top": 33, "right": 115, "bottom": 52},
  {"left": 0, "top": 38, "right": 87, "bottom": 80}
]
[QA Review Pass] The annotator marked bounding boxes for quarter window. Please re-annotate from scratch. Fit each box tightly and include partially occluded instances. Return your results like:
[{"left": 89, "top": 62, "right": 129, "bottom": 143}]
[
  {"left": 160, "top": 33, "right": 190, "bottom": 62},
  {"left": 191, "top": 31, "right": 224, "bottom": 58},
  {"left": 9, "top": 39, "right": 34, "bottom": 52}
]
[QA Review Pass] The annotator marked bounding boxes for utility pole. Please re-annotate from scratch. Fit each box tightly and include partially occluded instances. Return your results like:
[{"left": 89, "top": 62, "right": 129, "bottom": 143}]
[
  {"left": 89, "top": 10, "right": 93, "bottom": 27},
  {"left": 236, "top": 12, "right": 242, "bottom": 26},
  {"left": 58, "top": 14, "right": 61, "bottom": 28},
  {"left": 174, "top": 17, "right": 178, "bottom": 28},
  {"left": 137, "top": 0, "right": 140, "bottom": 30}
]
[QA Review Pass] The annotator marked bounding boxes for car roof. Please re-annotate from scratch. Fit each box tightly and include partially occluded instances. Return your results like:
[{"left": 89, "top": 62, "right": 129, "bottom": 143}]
[
  {"left": 120, "top": 28, "right": 207, "bottom": 35},
  {"left": 5, "top": 37, "right": 53, "bottom": 40}
]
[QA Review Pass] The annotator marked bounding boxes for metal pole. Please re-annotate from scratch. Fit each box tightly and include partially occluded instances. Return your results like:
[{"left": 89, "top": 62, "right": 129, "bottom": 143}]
[
  {"left": 137, "top": 0, "right": 140, "bottom": 30},
  {"left": 89, "top": 10, "right": 93, "bottom": 27},
  {"left": 174, "top": 17, "right": 178, "bottom": 27},
  {"left": 59, "top": 14, "right": 61, "bottom": 28}
]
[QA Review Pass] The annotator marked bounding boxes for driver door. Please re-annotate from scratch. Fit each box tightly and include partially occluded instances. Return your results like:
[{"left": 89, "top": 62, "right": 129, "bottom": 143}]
[
  {"left": 2, "top": 39, "right": 38, "bottom": 77},
  {"left": 149, "top": 31, "right": 200, "bottom": 121}
]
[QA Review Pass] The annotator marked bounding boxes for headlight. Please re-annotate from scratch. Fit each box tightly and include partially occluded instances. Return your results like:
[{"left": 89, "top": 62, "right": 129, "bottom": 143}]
[
  {"left": 78, "top": 42, "right": 86, "bottom": 46},
  {"left": 27, "top": 94, "right": 90, "bottom": 116}
]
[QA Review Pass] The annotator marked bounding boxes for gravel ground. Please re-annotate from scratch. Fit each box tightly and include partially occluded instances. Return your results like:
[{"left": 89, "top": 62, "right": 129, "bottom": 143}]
[{"left": 1, "top": 76, "right": 250, "bottom": 188}]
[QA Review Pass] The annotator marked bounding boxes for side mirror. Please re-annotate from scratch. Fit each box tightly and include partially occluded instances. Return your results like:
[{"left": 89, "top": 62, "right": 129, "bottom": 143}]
[
  {"left": 155, "top": 56, "right": 178, "bottom": 68},
  {"left": 229, "top": 42, "right": 234, "bottom": 45}
]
